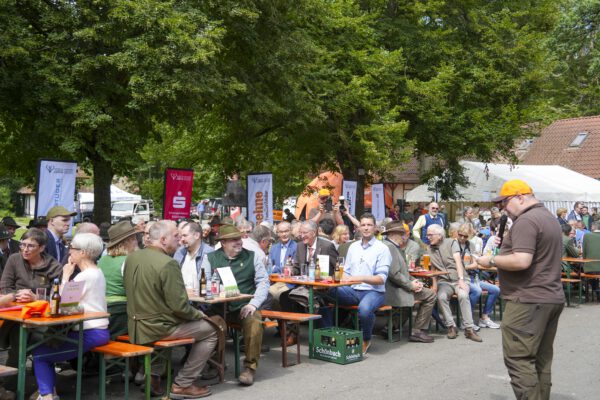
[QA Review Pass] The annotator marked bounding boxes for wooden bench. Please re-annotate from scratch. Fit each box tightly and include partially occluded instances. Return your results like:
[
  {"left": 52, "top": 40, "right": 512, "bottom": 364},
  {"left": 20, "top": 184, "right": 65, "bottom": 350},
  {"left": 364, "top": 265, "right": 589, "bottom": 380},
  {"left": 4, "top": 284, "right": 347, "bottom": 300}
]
[
  {"left": 260, "top": 310, "right": 322, "bottom": 367},
  {"left": 0, "top": 365, "right": 18, "bottom": 377},
  {"left": 336, "top": 305, "right": 397, "bottom": 341},
  {"left": 92, "top": 341, "right": 154, "bottom": 400},
  {"left": 116, "top": 335, "right": 196, "bottom": 397}
]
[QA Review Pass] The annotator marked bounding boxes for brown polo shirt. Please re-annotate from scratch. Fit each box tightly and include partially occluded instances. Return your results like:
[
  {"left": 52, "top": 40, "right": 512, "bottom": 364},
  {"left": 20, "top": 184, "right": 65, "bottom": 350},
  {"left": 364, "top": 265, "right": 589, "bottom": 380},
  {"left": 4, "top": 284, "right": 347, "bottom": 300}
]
[{"left": 498, "top": 203, "right": 564, "bottom": 303}]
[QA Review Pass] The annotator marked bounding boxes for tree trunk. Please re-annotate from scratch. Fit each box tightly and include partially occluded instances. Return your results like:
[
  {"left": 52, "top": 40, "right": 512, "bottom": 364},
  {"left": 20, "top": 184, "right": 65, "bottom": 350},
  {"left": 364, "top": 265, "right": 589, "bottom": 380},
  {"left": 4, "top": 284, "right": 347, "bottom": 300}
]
[{"left": 92, "top": 158, "right": 113, "bottom": 224}]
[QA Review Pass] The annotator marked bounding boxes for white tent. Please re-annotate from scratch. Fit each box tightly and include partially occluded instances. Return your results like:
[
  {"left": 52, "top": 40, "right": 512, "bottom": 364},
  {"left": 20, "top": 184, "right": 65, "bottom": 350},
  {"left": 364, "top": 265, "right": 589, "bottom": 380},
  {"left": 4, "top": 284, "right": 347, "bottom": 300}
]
[
  {"left": 405, "top": 161, "right": 600, "bottom": 214},
  {"left": 77, "top": 185, "right": 141, "bottom": 203}
]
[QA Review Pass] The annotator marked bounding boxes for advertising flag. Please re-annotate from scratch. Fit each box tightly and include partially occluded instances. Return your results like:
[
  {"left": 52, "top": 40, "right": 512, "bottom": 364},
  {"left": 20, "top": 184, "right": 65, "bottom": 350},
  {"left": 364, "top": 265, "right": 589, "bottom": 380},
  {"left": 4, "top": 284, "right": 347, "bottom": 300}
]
[
  {"left": 247, "top": 173, "right": 273, "bottom": 225},
  {"left": 342, "top": 180, "right": 357, "bottom": 216},
  {"left": 163, "top": 168, "right": 194, "bottom": 221},
  {"left": 36, "top": 160, "right": 77, "bottom": 218},
  {"left": 371, "top": 183, "right": 385, "bottom": 222}
]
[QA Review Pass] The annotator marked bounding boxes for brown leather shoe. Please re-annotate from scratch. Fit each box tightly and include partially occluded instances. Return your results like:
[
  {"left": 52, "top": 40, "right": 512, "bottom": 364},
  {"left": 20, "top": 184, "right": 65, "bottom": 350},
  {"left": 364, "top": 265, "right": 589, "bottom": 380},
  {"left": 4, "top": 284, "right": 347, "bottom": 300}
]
[
  {"left": 447, "top": 326, "right": 458, "bottom": 339},
  {"left": 285, "top": 331, "right": 297, "bottom": 346},
  {"left": 409, "top": 330, "right": 434, "bottom": 343},
  {"left": 465, "top": 328, "right": 483, "bottom": 342},
  {"left": 170, "top": 383, "right": 211, "bottom": 399},
  {"left": 238, "top": 367, "right": 255, "bottom": 386}
]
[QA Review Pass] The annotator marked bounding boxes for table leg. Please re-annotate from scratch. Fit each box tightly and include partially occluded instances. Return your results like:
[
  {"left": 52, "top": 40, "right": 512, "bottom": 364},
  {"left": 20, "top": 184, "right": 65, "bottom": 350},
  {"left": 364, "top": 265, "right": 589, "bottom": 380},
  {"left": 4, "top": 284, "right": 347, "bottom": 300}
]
[
  {"left": 335, "top": 290, "right": 339, "bottom": 327},
  {"left": 76, "top": 322, "right": 84, "bottom": 400},
  {"left": 17, "top": 325, "right": 28, "bottom": 400},
  {"left": 308, "top": 286, "right": 314, "bottom": 359}
]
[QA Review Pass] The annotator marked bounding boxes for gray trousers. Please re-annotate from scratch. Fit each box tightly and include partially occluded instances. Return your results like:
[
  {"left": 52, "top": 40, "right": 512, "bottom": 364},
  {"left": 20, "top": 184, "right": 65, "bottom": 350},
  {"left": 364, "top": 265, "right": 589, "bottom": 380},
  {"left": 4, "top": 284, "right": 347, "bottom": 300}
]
[
  {"left": 158, "top": 319, "right": 218, "bottom": 387},
  {"left": 414, "top": 287, "right": 436, "bottom": 330},
  {"left": 437, "top": 281, "right": 474, "bottom": 329}
]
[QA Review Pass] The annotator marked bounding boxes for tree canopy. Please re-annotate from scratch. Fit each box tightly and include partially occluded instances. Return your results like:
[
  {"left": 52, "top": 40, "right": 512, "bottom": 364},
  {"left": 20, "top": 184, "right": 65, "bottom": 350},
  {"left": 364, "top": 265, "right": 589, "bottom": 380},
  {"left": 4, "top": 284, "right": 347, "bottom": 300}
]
[{"left": 0, "top": 0, "right": 573, "bottom": 219}]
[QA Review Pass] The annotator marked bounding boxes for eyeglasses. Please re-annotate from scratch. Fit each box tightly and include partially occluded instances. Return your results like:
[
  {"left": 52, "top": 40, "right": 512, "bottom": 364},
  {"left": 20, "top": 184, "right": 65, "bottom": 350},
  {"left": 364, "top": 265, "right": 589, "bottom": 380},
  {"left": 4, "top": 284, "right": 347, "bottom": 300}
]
[
  {"left": 502, "top": 195, "right": 518, "bottom": 207},
  {"left": 19, "top": 242, "right": 39, "bottom": 250},
  {"left": 458, "top": 234, "right": 469, "bottom": 239},
  {"left": 426, "top": 233, "right": 439, "bottom": 237},
  {"left": 430, "top": 207, "right": 439, "bottom": 210},
  {"left": 70, "top": 247, "right": 81, "bottom": 251}
]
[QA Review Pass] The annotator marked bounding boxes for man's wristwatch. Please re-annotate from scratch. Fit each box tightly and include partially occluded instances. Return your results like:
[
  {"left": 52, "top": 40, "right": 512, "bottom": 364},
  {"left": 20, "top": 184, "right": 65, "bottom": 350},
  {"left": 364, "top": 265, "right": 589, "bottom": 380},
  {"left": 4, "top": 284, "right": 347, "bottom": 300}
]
[{"left": 490, "top": 256, "right": 496, "bottom": 267}]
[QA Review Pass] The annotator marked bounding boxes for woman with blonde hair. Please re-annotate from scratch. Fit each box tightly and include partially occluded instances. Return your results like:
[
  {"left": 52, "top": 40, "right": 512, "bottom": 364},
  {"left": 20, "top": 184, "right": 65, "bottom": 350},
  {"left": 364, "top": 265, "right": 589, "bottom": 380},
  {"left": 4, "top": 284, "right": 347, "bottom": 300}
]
[{"left": 331, "top": 224, "right": 350, "bottom": 250}]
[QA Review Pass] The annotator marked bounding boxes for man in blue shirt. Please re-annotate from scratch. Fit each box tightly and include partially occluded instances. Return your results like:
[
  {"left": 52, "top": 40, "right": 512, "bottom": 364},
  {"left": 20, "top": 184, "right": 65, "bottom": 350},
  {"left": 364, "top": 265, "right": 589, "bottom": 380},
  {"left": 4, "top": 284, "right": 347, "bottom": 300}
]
[
  {"left": 322, "top": 213, "right": 391, "bottom": 354},
  {"left": 268, "top": 221, "right": 297, "bottom": 305}
]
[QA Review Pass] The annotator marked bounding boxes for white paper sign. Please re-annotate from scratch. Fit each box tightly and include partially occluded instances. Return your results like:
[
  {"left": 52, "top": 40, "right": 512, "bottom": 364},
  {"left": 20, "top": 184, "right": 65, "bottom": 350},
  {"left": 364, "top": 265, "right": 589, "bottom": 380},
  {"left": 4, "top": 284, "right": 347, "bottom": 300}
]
[
  {"left": 371, "top": 183, "right": 385, "bottom": 222},
  {"left": 342, "top": 180, "right": 357, "bottom": 216},
  {"left": 216, "top": 267, "right": 240, "bottom": 297},
  {"left": 316, "top": 255, "right": 330, "bottom": 278},
  {"left": 60, "top": 281, "right": 85, "bottom": 306}
]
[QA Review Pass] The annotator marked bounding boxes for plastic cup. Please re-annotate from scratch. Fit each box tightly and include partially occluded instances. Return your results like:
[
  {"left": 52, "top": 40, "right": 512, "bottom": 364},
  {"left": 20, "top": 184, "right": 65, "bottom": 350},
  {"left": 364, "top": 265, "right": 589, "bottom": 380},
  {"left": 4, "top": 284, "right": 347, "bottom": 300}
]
[{"left": 36, "top": 288, "right": 47, "bottom": 301}]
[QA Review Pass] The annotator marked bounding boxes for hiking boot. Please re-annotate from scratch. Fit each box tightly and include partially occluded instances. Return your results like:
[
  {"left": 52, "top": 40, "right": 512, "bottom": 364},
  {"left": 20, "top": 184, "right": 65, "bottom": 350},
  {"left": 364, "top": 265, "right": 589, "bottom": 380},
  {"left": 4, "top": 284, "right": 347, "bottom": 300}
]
[
  {"left": 465, "top": 328, "right": 483, "bottom": 342},
  {"left": 478, "top": 318, "right": 500, "bottom": 329},
  {"left": 170, "top": 384, "right": 211, "bottom": 399},
  {"left": 238, "top": 368, "right": 255, "bottom": 386},
  {"left": 447, "top": 326, "right": 458, "bottom": 339}
]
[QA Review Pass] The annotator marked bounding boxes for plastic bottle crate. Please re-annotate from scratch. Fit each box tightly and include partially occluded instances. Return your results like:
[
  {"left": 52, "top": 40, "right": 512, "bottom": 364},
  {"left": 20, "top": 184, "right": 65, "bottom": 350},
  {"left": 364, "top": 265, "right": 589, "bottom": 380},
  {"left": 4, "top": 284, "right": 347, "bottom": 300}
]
[{"left": 313, "top": 327, "right": 363, "bottom": 365}]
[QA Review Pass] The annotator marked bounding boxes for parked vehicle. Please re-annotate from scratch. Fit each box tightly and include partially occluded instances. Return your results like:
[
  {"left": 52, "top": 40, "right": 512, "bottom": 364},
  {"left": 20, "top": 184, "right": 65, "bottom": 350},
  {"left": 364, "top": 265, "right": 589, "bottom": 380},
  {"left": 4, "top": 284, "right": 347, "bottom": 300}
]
[{"left": 111, "top": 200, "right": 155, "bottom": 224}]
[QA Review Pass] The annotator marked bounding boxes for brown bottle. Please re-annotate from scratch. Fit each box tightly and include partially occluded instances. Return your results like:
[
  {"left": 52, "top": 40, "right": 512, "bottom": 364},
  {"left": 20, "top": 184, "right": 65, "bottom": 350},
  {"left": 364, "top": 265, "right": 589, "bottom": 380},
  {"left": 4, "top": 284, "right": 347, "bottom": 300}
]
[
  {"left": 334, "top": 260, "right": 341, "bottom": 283},
  {"left": 200, "top": 268, "right": 207, "bottom": 297},
  {"left": 50, "top": 278, "right": 60, "bottom": 316},
  {"left": 314, "top": 258, "right": 321, "bottom": 281}
]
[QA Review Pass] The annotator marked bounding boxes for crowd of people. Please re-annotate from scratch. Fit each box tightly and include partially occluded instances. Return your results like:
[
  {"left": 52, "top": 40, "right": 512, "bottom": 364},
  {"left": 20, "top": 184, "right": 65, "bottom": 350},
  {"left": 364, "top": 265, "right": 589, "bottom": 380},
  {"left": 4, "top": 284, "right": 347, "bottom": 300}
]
[{"left": 0, "top": 180, "right": 575, "bottom": 399}]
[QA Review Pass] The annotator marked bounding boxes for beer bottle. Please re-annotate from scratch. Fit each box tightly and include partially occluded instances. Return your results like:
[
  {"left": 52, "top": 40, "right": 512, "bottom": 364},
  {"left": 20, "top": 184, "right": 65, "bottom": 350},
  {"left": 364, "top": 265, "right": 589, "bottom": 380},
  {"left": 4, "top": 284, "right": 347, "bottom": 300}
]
[
  {"left": 334, "top": 259, "right": 341, "bottom": 283},
  {"left": 50, "top": 278, "right": 61, "bottom": 316},
  {"left": 200, "top": 268, "right": 207, "bottom": 297},
  {"left": 314, "top": 258, "right": 321, "bottom": 281}
]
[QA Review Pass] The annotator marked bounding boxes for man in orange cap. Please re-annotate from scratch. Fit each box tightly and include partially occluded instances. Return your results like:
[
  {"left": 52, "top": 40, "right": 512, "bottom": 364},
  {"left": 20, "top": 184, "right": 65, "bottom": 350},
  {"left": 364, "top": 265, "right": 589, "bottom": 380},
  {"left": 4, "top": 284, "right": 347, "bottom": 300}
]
[{"left": 476, "top": 179, "right": 564, "bottom": 400}]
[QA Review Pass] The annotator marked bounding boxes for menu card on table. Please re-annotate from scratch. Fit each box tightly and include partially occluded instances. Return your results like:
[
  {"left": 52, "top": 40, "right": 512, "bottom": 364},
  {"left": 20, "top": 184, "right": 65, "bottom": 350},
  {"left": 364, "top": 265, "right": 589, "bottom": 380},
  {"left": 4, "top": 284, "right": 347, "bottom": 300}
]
[
  {"left": 317, "top": 255, "right": 330, "bottom": 279},
  {"left": 216, "top": 267, "right": 240, "bottom": 297}
]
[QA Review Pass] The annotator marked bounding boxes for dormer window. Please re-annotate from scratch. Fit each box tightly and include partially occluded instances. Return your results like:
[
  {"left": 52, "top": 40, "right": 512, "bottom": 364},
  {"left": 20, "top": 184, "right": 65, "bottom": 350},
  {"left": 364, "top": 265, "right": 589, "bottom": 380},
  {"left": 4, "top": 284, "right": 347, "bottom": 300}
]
[{"left": 570, "top": 131, "right": 588, "bottom": 147}]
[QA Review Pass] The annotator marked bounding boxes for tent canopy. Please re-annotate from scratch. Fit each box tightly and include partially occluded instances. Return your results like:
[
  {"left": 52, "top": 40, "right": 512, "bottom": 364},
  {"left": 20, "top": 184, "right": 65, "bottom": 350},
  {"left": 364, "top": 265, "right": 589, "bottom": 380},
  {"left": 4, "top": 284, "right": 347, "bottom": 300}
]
[
  {"left": 406, "top": 161, "right": 600, "bottom": 203},
  {"left": 77, "top": 185, "right": 141, "bottom": 203}
]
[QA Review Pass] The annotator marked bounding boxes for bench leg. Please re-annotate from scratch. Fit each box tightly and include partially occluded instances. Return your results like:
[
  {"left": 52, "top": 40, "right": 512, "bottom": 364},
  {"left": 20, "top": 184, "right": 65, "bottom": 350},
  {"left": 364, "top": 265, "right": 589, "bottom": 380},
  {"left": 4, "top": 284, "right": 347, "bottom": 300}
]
[
  {"left": 279, "top": 321, "right": 288, "bottom": 367},
  {"left": 145, "top": 354, "right": 151, "bottom": 400},
  {"left": 387, "top": 308, "right": 393, "bottom": 343},
  {"left": 124, "top": 357, "right": 129, "bottom": 400},
  {"left": 296, "top": 323, "right": 301, "bottom": 366},
  {"left": 165, "top": 349, "right": 173, "bottom": 398},
  {"left": 98, "top": 354, "right": 106, "bottom": 400}
]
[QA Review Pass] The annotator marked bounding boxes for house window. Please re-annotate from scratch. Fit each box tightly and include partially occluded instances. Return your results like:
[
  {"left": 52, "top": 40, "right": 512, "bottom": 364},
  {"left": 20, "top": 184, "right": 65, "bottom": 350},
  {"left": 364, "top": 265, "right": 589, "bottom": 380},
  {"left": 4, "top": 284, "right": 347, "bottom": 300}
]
[{"left": 570, "top": 132, "right": 588, "bottom": 147}]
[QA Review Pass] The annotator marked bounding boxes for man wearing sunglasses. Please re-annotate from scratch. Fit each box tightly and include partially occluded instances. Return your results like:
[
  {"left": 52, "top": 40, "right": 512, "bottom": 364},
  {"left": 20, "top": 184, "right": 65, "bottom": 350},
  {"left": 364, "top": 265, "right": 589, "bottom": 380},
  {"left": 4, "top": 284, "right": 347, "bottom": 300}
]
[{"left": 476, "top": 179, "right": 564, "bottom": 400}]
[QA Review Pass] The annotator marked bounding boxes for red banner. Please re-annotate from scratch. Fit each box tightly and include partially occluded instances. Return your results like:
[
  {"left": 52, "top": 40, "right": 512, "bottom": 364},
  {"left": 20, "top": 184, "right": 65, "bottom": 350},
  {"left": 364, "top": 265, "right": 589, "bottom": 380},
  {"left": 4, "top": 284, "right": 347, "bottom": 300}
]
[{"left": 163, "top": 168, "right": 194, "bottom": 221}]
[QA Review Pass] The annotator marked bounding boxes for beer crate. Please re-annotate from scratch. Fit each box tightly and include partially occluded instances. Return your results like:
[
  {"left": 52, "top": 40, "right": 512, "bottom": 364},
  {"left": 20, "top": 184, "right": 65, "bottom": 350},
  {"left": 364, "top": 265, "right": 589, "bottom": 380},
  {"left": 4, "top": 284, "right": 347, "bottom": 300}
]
[{"left": 313, "top": 328, "right": 363, "bottom": 365}]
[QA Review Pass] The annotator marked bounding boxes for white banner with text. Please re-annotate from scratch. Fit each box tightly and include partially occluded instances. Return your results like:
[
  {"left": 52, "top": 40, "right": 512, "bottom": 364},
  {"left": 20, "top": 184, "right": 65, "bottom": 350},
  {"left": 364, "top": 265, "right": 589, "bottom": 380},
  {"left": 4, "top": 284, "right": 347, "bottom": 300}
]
[
  {"left": 247, "top": 173, "right": 273, "bottom": 225},
  {"left": 36, "top": 160, "right": 77, "bottom": 218}
]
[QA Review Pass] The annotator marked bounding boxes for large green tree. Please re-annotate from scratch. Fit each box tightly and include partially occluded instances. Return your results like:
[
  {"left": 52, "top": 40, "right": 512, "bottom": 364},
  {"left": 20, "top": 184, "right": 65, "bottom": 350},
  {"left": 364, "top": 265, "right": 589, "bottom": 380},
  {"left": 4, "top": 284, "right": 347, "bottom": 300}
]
[
  {"left": 548, "top": 0, "right": 600, "bottom": 116},
  {"left": 0, "top": 0, "right": 228, "bottom": 222}
]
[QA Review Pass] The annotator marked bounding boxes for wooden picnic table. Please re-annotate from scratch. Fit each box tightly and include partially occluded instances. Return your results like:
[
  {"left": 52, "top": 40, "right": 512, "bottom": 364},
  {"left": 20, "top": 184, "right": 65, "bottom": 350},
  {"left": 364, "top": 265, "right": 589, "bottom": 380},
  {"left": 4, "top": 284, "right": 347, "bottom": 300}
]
[
  {"left": 409, "top": 269, "right": 449, "bottom": 278},
  {"left": 0, "top": 310, "right": 109, "bottom": 400}
]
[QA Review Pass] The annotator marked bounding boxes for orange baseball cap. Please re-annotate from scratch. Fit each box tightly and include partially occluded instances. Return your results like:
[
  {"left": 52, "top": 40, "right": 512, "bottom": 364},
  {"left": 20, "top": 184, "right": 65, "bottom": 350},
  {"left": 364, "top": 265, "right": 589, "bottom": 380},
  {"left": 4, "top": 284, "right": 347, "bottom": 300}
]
[{"left": 491, "top": 179, "right": 533, "bottom": 202}]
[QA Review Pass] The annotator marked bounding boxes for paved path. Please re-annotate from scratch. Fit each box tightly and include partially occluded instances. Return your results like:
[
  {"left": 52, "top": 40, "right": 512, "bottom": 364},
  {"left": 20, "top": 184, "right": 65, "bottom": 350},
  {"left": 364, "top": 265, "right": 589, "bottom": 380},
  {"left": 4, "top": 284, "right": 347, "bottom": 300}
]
[{"left": 15, "top": 302, "right": 600, "bottom": 399}]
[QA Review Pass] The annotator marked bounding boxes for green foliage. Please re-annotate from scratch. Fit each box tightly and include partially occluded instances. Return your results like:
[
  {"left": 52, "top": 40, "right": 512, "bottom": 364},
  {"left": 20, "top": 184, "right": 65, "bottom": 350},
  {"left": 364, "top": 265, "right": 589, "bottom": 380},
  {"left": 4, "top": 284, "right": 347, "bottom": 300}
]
[{"left": 548, "top": 0, "right": 600, "bottom": 116}]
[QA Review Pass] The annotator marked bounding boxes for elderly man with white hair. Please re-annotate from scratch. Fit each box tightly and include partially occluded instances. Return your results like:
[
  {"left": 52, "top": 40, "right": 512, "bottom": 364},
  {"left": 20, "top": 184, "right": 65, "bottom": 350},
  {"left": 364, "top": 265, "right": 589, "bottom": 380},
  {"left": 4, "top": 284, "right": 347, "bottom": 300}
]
[{"left": 426, "top": 224, "right": 482, "bottom": 343}]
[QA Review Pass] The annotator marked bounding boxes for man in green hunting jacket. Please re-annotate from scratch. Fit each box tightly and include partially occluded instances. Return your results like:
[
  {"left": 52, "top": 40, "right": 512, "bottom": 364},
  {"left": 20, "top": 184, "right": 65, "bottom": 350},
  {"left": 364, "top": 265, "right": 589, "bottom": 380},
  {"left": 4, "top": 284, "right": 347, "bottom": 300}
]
[
  {"left": 124, "top": 220, "right": 217, "bottom": 399},
  {"left": 202, "top": 224, "right": 269, "bottom": 386}
]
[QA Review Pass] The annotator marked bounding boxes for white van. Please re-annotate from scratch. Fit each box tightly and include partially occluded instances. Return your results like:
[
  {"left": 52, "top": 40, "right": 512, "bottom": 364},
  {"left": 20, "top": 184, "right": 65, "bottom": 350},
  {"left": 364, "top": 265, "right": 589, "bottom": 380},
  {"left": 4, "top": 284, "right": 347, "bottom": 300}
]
[{"left": 111, "top": 200, "right": 155, "bottom": 224}]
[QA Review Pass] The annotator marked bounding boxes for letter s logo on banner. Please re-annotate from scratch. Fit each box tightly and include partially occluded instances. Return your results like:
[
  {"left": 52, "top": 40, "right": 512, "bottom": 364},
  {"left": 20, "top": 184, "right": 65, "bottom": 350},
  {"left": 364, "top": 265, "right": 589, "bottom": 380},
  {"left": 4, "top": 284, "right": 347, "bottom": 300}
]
[{"left": 173, "top": 191, "right": 186, "bottom": 209}]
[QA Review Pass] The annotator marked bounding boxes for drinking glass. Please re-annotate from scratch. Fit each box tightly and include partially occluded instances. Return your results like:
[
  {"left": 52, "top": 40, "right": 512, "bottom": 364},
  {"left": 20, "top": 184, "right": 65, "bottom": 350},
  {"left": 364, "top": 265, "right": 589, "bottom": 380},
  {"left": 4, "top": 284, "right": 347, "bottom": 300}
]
[{"left": 36, "top": 288, "right": 47, "bottom": 301}]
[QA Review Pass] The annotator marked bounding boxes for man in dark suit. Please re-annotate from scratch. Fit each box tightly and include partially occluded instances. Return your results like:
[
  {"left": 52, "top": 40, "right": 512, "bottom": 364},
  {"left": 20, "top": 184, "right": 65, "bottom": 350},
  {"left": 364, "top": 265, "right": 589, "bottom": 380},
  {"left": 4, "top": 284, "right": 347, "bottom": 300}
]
[
  {"left": 268, "top": 221, "right": 298, "bottom": 306},
  {"left": 1, "top": 216, "right": 21, "bottom": 256},
  {"left": 43, "top": 206, "right": 76, "bottom": 263},
  {"left": 293, "top": 220, "right": 338, "bottom": 275}
]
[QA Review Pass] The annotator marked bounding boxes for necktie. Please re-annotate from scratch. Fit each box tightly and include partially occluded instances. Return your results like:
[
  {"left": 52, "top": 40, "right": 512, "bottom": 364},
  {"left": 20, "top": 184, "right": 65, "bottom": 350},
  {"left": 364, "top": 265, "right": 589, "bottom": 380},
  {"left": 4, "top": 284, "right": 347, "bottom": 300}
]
[{"left": 308, "top": 246, "right": 314, "bottom": 262}]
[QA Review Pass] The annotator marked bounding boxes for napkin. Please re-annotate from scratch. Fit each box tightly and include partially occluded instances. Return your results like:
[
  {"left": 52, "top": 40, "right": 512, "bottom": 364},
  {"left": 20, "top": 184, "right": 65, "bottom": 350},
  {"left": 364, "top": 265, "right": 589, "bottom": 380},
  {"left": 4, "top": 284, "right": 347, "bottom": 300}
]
[{"left": 21, "top": 300, "right": 51, "bottom": 318}]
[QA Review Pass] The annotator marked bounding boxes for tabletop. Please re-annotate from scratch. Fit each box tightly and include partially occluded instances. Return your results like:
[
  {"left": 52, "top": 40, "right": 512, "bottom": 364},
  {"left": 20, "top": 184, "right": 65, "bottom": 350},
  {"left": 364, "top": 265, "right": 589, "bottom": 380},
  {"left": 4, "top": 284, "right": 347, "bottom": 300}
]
[
  {"left": 409, "top": 270, "right": 450, "bottom": 278},
  {"left": 0, "top": 311, "right": 109, "bottom": 326},
  {"left": 188, "top": 293, "right": 254, "bottom": 304},
  {"left": 270, "top": 274, "right": 355, "bottom": 288},
  {"left": 562, "top": 257, "right": 600, "bottom": 263}
]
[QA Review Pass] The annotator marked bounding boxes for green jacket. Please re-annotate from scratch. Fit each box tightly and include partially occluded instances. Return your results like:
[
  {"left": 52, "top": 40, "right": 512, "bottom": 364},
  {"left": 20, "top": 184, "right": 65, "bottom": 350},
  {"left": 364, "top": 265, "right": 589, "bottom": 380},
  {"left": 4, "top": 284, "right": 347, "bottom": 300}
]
[{"left": 123, "top": 246, "right": 203, "bottom": 344}]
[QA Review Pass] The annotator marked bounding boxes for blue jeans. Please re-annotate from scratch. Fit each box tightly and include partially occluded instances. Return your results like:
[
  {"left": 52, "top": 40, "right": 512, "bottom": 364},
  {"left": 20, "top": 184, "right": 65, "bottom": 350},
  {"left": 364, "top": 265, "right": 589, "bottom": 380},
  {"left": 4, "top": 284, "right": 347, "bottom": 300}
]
[
  {"left": 321, "top": 287, "right": 384, "bottom": 341},
  {"left": 33, "top": 328, "right": 109, "bottom": 395},
  {"left": 469, "top": 275, "right": 500, "bottom": 316}
]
